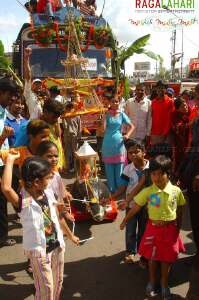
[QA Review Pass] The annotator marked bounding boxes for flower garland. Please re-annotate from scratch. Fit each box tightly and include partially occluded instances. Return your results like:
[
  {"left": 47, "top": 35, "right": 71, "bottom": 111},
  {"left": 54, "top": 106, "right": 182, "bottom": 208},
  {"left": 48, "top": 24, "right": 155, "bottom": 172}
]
[
  {"left": 31, "top": 19, "right": 113, "bottom": 51},
  {"left": 93, "top": 27, "right": 112, "bottom": 49},
  {"left": 54, "top": 22, "right": 68, "bottom": 52},
  {"left": 31, "top": 20, "right": 56, "bottom": 47},
  {"left": 80, "top": 23, "right": 94, "bottom": 52}
]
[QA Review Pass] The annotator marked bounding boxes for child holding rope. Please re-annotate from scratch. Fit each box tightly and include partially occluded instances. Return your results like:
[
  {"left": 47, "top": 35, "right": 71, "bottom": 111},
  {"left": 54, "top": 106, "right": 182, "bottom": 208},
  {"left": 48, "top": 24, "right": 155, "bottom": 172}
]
[{"left": 1, "top": 151, "right": 79, "bottom": 300}]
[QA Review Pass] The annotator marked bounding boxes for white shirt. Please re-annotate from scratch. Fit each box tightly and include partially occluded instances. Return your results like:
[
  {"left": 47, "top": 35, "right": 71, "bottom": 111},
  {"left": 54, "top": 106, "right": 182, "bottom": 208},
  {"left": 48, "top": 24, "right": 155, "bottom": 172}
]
[
  {"left": 125, "top": 96, "right": 151, "bottom": 141},
  {"left": 55, "top": 95, "right": 65, "bottom": 103},
  {"left": 123, "top": 160, "right": 149, "bottom": 208},
  {"left": 49, "top": 171, "right": 66, "bottom": 201},
  {"left": 24, "top": 80, "right": 42, "bottom": 120},
  {"left": 19, "top": 188, "right": 65, "bottom": 256}
]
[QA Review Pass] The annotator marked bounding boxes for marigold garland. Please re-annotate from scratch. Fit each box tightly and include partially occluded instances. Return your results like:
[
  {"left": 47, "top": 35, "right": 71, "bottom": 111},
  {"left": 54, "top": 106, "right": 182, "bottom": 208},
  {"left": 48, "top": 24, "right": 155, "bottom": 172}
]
[{"left": 31, "top": 18, "right": 113, "bottom": 51}]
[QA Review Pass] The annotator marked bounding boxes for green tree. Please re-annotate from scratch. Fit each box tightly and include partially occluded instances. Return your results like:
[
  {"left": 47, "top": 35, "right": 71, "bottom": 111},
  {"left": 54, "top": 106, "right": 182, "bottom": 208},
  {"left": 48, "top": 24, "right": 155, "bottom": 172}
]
[
  {"left": 112, "top": 34, "right": 163, "bottom": 90},
  {"left": 0, "top": 40, "right": 23, "bottom": 87}
]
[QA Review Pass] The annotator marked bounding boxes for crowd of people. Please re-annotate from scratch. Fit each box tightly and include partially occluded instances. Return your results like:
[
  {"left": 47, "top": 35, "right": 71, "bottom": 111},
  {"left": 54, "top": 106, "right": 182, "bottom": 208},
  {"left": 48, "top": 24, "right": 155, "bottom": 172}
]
[
  {"left": 25, "top": 0, "right": 97, "bottom": 17},
  {"left": 0, "top": 56, "right": 199, "bottom": 299},
  {"left": 99, "top": 81, "right": 199, "bottom": 300}
]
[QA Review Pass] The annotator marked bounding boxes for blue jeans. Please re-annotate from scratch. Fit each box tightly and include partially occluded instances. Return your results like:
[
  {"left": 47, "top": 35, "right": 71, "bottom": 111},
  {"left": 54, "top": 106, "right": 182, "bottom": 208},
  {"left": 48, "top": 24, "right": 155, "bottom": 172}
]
[{"left": 125, "top": 207, "right": 147, "bottom": 255}]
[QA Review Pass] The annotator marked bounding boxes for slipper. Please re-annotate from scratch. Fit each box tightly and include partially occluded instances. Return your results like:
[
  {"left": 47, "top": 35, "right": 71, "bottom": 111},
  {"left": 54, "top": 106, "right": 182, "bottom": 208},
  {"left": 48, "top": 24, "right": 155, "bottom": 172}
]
[
  {"left": 124, "top": 254, "right": 135, "bottom": 264},
  {"left": 146, "top": 283, "right": 158, "bottom": 298},
  {"left": 0, "top": 238, "right": 16, "bottom": 247}
]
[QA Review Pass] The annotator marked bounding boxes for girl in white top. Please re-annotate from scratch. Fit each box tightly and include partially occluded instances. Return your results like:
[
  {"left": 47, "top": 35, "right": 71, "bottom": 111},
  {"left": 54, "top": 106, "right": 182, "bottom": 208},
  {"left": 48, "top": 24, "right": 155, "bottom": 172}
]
[{"left": 1, "top": 152, "right": 79, "bottom": 300}]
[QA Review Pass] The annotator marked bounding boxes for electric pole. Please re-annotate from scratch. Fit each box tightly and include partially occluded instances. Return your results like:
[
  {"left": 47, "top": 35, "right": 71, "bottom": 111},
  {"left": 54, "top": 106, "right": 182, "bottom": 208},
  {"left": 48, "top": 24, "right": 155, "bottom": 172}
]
[
  {"left": 180, "top": 27, "right": 184, "bottom": 79},
  {"left": 171, "top": 29, "right": 176, "bottom": 80}
]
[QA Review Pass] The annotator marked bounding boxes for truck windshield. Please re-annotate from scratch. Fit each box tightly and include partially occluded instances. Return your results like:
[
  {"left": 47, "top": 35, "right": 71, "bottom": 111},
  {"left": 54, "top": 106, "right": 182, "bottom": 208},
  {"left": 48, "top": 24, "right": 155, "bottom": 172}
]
[{"left": 26, "top": 44, "right": 110, "bottom": 78}]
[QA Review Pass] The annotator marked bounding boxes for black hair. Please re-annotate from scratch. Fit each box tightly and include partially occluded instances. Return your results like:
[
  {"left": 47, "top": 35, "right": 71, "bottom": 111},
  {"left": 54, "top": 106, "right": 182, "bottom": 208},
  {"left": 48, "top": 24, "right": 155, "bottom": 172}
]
[
  {"left": 85, "top": 0, "right": 96, "bottom": 5},
  {"left": 27, "top": 120, "right": 49, "bottom": 137},
  {"left": 136, "top": 83, "right": 145, "bottom": 90},
  {"left": 174, "top": 97, "right": 185, "bottom": 110},
  {"left": 156, "top": 80, "right": 168, "bottom": 89},
  {"left": 11, "top": 91, "right": 25, "bottom": 102},
  {"left": 103, "top": 86, "right": 116, "bottom": 99},
  {"left": 150, "top": 89, "right": 158, "bottom": 100},
  {"left": 24, "top": 0, "right": 37, "bottom": 10},
  {"left": 0, "top": 77, "right": 18, "bottom": 93},
  {"left": 65, "top": 102, "right": 74, "bottom": 111},
  {"left": 43, "top": 100, "right": 65, "bottom": 116},
  {"left": 36, "top": 141, "right": 58, "bottom": 157},
  {"left": 49, "top": 86, "right": 60, "bottom": 96},
  {"left": 149, "top": 155, "right": 172, "bottom": 175},
  {"left": 21, "top": 157, "right": 52, "bottom": 188},
  {"left": 195, "top": 84, "right": 199, "bottom": 93},
  {"left": 181, "top": 89, "right": 190, "bottom": 97},
  {"left": 147, "top": 143, "right": 173, "bottom": 159},
  {"left": 125, "top": 139, "right": 145, "bottom": 152}
]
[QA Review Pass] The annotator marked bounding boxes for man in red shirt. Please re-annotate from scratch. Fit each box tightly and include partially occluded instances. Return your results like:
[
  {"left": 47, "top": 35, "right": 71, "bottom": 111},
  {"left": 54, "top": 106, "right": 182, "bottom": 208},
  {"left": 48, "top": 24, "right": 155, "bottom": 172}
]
[
  {"left": 37, "top": 0, "right": 63, "bottom": 14},
  {"left": 151, "top": 81, "right": 174, "bottom": 145},
  {"left": 189, "top": 84, "right": 199, "bottom": 123}
]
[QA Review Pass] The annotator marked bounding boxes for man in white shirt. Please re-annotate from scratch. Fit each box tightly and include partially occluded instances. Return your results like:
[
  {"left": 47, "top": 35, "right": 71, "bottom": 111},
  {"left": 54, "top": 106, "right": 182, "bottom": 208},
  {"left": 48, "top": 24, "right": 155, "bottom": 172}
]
[
  {"left": 23, "top": 48, "right": 43, "bottom": 120},
  {"left": 125, "top": 84, "right": 151, "bottom": 145}
]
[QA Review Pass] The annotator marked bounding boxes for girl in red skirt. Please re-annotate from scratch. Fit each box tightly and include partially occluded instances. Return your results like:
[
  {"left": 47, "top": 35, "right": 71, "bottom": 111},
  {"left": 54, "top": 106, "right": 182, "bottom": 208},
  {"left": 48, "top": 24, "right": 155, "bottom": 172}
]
[{"left": 120, "top": 155, "right": 186, "bottom": 300}]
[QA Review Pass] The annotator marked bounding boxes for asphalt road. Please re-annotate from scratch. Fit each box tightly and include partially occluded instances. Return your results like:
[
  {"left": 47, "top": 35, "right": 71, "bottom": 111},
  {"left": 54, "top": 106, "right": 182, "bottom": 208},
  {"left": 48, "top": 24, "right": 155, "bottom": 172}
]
[{"left": 0, "top": 182, "right": 196, "bottom": 300}]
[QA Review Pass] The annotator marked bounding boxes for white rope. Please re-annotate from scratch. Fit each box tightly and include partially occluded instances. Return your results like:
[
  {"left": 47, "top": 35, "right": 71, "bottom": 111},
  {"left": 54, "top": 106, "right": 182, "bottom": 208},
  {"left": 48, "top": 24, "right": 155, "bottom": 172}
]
[
  {"left": 72, "top": 198, "right": 90, "bottom": 203},
  {"left": 79, "top": 237, "right": 94, "bottom": 243},
  {"left": 69, "top": 201, "right": 75, "bottom": 234},
  {"left": 69, "top": 200, "right": 94, "bottom": 242}
]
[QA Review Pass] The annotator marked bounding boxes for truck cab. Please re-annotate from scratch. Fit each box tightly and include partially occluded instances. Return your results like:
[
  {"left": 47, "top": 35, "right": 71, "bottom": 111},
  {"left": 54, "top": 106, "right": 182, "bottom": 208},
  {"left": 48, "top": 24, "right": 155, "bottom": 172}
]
[{"left": 12, "top": 6, "right": 115, "bottom": 80}]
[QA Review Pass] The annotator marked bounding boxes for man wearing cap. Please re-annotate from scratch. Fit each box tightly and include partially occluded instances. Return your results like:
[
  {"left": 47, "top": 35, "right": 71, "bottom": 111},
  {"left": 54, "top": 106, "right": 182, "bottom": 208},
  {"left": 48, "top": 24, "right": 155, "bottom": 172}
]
[
  {"left": 0, "top": 77, "right": 20, "bottom": 247},
  {"left": 24, "top": 48, "right": 43, "bottom": 120},
  {"left": 166, "top": 87, "right": 175, "bottom": 100},
  {"left": 125, "top": 83, "right": 151, "bottom": 145},
  {"left": 151, "top": 81, "right": 174, "bottom": 145}
]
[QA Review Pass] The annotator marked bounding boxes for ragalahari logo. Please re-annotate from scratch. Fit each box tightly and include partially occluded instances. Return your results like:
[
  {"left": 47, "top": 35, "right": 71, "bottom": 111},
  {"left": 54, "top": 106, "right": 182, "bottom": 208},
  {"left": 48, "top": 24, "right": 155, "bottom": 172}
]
[
  {"left": 130, "top": 0, "right": 198, "bottom": 30},
  {"left": 135, "top": 0, "right": 195, "bottom": 9}
]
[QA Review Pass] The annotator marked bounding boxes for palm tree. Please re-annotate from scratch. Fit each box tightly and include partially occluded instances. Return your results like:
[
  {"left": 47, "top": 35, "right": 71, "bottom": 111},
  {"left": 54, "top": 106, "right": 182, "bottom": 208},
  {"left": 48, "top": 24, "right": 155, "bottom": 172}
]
[
  {"left": 111, "top": 34, "right": 163, "bottom": 90},
  {"left": 0, "top": 40, "right": 23, "bottom": 87}
]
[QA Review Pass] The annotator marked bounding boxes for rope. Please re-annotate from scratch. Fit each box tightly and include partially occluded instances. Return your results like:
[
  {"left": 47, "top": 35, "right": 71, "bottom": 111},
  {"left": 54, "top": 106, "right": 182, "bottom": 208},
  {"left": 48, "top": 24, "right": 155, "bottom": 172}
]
[
  {"left": 15, "top": 0, "right": 28, "bottom": 11},
  {"left": 99, "top": 0, "right": 106, "bottom": 17}
]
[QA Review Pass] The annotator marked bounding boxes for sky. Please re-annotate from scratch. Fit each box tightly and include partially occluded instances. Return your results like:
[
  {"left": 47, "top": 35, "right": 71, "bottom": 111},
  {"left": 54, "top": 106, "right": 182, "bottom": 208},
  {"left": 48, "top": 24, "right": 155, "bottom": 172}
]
[{"left": 0, "top": 0, "right": 199, "bottom": 75}]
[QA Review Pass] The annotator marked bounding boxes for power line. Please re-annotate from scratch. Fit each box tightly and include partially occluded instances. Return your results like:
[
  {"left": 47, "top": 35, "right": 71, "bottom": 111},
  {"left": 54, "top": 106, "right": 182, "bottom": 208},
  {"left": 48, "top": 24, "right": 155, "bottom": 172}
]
[
  {"left": 183, "top": 32, "right": 199, "bottom": 49},
  {"left": 15, "top": 0, "right": 27, "bottom": 11}
]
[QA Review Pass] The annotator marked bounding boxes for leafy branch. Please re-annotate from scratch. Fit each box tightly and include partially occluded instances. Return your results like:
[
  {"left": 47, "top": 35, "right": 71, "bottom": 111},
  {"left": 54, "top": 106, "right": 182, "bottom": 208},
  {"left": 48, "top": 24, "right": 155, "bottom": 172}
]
[
  {"left": 112, "top": 34, "right": 163, "bottom": 90},
  {"left": 0, "top": 40, "right": 23, "bottom": 87}
]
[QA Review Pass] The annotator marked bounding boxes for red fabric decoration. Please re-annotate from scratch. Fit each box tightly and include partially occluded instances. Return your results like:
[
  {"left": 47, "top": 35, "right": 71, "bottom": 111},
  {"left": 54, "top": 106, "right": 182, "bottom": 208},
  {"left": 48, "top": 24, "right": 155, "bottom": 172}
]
[{"left": 37, "top": 0, "right": 59, "bottom": 13}]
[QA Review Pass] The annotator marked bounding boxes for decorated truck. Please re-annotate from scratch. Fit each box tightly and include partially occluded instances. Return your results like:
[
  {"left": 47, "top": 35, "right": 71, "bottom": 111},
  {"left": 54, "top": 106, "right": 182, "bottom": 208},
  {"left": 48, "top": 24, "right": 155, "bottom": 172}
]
[
  {"left": 12, "top": 6, "right": 115, "bottom": 83},
  {"left": 12, "top": 3, "right": 118, "bottom": 222},
  {"left": 12, "top": 5, "right": 117, "bottom": 130}
]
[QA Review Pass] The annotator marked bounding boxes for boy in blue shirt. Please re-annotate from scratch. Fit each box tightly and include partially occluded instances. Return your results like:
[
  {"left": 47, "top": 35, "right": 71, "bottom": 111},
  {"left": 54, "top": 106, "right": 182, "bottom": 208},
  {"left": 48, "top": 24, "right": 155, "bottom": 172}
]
[
  {"left": 5, "top": 93, "right": 28, "bottom": 147},
  {"left": 112, "top": 140, "right": 150, "bottom": 264}
]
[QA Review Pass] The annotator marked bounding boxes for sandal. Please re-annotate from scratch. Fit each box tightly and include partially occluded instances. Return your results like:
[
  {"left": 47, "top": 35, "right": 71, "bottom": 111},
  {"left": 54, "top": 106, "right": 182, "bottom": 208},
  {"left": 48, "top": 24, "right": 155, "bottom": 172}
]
[
  {"left": 0, "top": 238, "right": 16, "bottom": 247},
  {"left": 146, "top": 283, "right": 158, "bottom": 298},
  {"left": 124, "top": 253, "right": 135, "bottom": 264}
]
